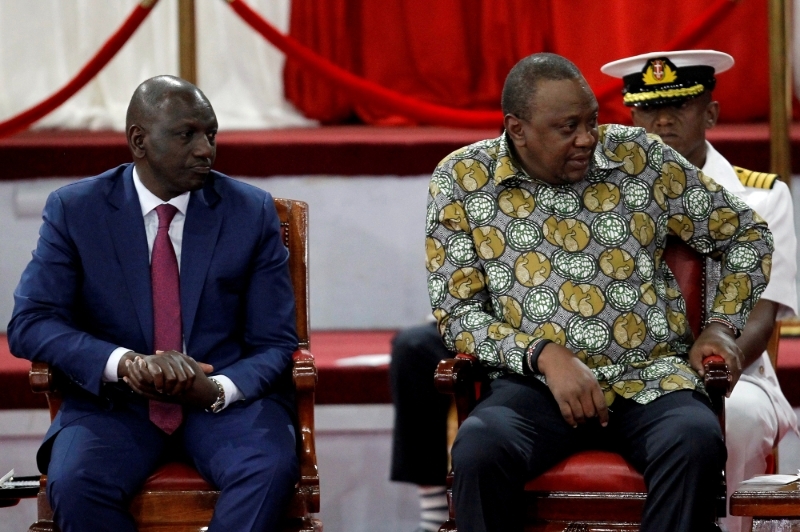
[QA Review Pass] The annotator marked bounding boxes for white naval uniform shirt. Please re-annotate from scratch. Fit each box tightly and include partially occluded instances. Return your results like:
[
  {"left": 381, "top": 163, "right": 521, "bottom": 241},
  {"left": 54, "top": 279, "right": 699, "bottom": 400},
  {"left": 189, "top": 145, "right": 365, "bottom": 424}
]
[{"left": 702, "top": 141, "right": 798, "bottom": 440}]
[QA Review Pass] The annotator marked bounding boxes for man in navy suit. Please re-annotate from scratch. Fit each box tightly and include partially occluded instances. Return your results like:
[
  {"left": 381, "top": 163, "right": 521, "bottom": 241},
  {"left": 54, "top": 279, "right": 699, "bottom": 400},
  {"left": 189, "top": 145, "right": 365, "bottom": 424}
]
[{"left": 8, "top": 75, "right": 299, "bottom": 531}]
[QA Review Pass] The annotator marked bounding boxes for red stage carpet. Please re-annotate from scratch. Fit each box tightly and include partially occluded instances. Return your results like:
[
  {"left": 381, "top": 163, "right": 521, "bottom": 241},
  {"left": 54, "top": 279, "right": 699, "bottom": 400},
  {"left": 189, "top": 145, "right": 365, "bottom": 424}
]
[{"left": 2, "top": 124, "right": 800, "bottom": 180}]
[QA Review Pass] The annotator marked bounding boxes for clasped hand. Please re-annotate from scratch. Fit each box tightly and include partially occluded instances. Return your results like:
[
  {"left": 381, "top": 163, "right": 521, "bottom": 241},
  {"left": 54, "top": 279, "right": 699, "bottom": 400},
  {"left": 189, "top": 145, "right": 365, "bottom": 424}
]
[{"left": 119, "top": 350, "right": 217, "bottom": 408}]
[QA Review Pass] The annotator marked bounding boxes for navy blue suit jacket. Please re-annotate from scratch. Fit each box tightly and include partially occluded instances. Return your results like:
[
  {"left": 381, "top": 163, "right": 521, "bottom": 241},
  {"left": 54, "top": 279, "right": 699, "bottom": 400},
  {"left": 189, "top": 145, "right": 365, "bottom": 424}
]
[{"left": 8, "top": 164, "right": 298, "bottom": 462}]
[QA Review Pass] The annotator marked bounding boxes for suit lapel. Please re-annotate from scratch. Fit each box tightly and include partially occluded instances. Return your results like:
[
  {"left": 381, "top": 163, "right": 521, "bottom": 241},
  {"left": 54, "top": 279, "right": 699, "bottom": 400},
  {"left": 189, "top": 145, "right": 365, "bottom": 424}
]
[
  {"left": 107, "top": 166, "right": 153, "bottom": 353},
  {"left": 180, "top": 179, "right": 222, "bottom": 349}
]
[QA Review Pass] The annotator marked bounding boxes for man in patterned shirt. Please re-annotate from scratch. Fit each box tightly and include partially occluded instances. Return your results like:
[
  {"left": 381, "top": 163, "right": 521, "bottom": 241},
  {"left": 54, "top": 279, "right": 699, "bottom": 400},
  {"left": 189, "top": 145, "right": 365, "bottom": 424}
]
[{"left": 426, "top": 53, "right": 773, "bottom": 532}]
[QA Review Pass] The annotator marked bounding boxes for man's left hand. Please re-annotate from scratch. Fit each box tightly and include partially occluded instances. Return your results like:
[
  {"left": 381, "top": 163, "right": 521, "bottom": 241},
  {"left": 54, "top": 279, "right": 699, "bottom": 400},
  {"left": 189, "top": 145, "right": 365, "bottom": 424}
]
[{"left": 688, "top": 322, "right": 743, "bottom": 395}]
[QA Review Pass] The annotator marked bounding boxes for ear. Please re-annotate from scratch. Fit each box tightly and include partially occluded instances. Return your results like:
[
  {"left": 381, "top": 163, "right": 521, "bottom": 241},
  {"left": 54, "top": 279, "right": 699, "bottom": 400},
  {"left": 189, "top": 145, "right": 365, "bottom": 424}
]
[
  {"left": 127, "top": 125, "right": 146, "bottom": 159},
  {"left": 704, "top": 100, "right": 720, "bottom": 130},
  {"left": 504, "top": 114, "right": 526, "bottom": 147}
]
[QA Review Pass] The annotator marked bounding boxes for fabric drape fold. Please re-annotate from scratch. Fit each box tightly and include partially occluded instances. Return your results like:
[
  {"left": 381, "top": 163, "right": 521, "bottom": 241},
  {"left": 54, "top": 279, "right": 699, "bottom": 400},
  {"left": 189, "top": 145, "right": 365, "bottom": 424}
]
[{"left": 285, "top": 0, "right": 774, "bottom": 126}]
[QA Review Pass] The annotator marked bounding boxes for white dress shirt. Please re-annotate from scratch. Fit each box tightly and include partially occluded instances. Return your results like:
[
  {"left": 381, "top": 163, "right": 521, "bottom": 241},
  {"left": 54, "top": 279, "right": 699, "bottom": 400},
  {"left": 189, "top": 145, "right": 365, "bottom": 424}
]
[{"left": 102, "top": 167, "right": 242, "bottom": 409}]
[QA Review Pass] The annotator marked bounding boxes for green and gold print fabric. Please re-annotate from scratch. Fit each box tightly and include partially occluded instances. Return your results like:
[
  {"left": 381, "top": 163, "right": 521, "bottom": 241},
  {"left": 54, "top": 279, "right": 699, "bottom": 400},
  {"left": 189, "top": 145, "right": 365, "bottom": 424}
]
[{"left": 425, "top": 124, "right": 773, "bottom": 405}]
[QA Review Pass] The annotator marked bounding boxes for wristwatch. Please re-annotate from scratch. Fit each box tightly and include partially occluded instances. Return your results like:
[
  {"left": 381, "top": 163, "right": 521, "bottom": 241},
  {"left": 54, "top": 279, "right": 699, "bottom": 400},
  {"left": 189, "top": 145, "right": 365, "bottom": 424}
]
[{"left": 205, "top": 377, "right": 226, "bottom": 413}]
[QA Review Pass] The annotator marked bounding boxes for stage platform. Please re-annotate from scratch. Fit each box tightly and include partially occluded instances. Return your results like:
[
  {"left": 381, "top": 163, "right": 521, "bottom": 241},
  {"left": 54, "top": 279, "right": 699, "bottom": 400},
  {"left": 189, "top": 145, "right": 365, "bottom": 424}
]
[{"left": 2, "top": 124, "right": 800, "bottom": 179}]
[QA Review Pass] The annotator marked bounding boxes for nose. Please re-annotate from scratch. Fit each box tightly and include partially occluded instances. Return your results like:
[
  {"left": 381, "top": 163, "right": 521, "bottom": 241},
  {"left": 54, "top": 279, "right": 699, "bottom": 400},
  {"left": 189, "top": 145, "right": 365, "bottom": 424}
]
[
  {"left": 575, "top": 125, "right": 596, "bottom": 147},
  {"left": 193, "top": 134, "right": 214, "bottom": 160},
  {"left": 653, "top": 107, "right": 675, "bottom": 126}
]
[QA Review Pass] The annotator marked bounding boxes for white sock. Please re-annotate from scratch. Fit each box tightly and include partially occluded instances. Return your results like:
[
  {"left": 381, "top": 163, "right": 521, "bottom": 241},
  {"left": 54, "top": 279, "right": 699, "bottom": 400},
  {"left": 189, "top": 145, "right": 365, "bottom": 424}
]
[{"left": 418, "top": 485, "right": 448, "bottom": 532}]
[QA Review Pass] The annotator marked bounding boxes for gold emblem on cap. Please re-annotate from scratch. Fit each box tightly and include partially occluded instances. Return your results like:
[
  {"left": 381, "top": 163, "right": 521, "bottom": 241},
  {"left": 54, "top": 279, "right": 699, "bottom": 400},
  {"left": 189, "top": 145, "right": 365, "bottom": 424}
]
[{"left": 643, "top": 59, "right": 677, "bottom": 85}]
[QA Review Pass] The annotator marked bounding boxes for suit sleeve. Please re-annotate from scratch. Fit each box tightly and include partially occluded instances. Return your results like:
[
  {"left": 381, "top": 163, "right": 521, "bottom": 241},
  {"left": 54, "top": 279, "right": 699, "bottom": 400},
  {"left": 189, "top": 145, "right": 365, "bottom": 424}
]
[
  {"left": 7, "top": 191, "right": 118, "bottom": 396},
  {"left": 214, "top": 194, "right": 298, "bottom": 400}
]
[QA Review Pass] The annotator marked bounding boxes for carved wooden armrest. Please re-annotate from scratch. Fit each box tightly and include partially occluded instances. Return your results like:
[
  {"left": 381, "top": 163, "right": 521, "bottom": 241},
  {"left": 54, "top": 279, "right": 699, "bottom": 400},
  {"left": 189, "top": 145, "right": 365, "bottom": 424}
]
[
  {"left": 701, "top": 354, "right": 730, "bottom": 415},
  {"left": 434, "top": 356, "right": 477, "bottom": 396},
  {"left": 29, "top": 361, "right": 55, "bottom": 394},
  {"left": 435, "top": 355, "right": 480, "bottom": 426},
  {"left": 291, "top": 348, "right": 319, "bottom": 513}
]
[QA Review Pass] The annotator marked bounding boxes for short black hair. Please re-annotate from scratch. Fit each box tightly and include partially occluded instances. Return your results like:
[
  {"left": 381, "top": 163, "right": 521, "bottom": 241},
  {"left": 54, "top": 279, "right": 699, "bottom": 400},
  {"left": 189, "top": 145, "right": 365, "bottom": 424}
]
[{"left": 501, "top": 53, "right": 584, "bottom": 121}]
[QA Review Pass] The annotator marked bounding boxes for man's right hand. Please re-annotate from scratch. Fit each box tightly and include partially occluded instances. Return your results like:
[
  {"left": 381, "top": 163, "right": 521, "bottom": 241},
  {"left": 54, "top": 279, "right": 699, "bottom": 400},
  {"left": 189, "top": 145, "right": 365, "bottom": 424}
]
[
  {"left": 536, "top": 343, "right": 608, "bottom": 428},
  {"left": 118, "top": 351, "right": 213, "bottom": 396}
]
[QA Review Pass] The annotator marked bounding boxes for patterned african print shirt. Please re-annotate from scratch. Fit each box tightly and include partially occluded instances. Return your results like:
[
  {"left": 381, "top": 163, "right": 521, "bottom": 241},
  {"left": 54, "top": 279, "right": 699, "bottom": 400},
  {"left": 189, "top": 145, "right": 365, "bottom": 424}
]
[{"left": 425, "top": 124, "right": 773, "bottom": 405}]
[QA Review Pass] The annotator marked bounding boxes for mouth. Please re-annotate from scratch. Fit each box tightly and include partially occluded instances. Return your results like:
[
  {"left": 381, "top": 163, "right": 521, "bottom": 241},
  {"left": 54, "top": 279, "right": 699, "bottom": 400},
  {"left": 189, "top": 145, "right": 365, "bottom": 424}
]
[
  {"left": 567, "top": 155, "right": 591, "bottom": 169},
  {"left": 190, "top": 165, "right": 211, "bottom": 174}
]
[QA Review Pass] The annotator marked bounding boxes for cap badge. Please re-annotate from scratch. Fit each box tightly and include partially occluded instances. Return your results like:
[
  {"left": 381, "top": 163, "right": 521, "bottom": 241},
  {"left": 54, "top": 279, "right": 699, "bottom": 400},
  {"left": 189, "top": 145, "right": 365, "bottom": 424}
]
[{"left": 643, "top": 59, "right": 677, "bottom": 85}]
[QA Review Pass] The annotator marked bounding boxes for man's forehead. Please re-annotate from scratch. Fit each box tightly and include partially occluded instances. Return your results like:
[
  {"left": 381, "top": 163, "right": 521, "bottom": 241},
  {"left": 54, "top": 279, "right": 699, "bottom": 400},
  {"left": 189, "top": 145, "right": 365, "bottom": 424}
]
[
  {"left": 531, "top": 78, "right": 597, "bottom": 114},
  {"left": 151, "top": 93, "right": 215, "bottom": 123}
]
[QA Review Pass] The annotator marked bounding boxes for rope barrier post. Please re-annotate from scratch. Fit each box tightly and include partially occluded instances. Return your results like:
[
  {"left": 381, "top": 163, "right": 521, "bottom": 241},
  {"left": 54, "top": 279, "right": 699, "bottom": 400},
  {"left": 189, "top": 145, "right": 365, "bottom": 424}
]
[
  {"left": 768, "top": 0, "right": 792, "bottom": 184},
  {"left": 179, "top": 0, "right": 197, "bottom": 85}
]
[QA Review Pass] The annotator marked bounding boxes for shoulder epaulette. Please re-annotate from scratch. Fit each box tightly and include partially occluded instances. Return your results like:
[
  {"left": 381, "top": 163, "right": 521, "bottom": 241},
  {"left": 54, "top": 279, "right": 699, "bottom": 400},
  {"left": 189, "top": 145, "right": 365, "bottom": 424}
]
[{"left": 733, "top": 166, "right": 779, "bottom": 189}]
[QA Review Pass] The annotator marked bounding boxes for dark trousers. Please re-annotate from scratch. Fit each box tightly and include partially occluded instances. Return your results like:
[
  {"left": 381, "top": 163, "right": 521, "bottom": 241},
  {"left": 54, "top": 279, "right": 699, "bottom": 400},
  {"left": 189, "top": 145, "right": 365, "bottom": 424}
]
[
  {"left": 389, "top": 323, "right": 454, "bottom": 486},
  {"left": 45, "top": 394, "right": 298, "bottom": 532},
  {"left": 451, "top": 375, "right": 725, "bottom": 532}
]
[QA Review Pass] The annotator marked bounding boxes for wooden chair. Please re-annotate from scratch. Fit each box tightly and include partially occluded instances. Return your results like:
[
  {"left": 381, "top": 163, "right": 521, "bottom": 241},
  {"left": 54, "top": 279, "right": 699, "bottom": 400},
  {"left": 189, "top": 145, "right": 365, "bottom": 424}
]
[
  {"left": 435, "top": 237, "right": 731, "bottom": 532},
  {"left": 27, "top": 197, "right": 321, "bottom": 532}
]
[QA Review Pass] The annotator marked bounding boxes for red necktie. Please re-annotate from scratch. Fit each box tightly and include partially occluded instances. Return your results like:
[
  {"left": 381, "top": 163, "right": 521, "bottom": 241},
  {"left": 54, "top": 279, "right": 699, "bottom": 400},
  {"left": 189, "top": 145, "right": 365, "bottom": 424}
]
[{"left": 149, "top": 204, "right": 183, "bottom": 434}]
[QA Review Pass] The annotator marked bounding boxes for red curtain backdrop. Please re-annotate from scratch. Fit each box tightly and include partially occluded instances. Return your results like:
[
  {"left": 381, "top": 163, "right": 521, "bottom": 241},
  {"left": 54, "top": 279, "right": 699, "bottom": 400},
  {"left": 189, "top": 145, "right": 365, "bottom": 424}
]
[{"left": 284, "top": 0, "right": 773, "bottom": 126}]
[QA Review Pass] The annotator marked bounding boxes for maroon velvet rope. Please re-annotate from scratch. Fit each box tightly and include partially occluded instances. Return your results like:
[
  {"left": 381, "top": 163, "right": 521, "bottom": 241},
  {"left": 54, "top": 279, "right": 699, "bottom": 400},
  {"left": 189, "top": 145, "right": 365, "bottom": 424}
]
[{"left": 0, "top": 0, "right": 159, "bottom": 139}]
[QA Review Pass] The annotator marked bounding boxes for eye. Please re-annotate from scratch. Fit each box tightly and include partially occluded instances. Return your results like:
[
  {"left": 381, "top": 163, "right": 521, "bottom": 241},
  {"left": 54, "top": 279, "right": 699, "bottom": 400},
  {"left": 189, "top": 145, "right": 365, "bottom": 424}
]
[
  {"left": 561, "top": 122, "right": 577, "bottom": 134},
  {"left": 207, "top": 130, "right": 217, "bottom": 144}
]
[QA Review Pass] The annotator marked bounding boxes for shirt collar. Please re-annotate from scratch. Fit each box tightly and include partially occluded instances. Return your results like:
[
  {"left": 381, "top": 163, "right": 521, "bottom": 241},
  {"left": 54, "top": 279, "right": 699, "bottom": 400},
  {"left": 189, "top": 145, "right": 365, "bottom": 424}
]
[
  {"left": 493, "top": 129, "right": 624, "bottom": 186},
  {"left": 701, "top": 140, "right": 745, "bottom": 193},
  {"left": 132, "top": 166, "right": 190, "bottom": 216}
]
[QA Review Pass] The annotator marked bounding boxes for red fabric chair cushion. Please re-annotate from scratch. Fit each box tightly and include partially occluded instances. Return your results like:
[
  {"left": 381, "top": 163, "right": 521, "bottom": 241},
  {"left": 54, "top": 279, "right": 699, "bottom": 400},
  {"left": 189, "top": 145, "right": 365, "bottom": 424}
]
[
  {"left": 525, "top": 450, "right": 646, "bottom": 493},
  {"left": 142, "top": 462, "right": 213, "bottom": 491}
]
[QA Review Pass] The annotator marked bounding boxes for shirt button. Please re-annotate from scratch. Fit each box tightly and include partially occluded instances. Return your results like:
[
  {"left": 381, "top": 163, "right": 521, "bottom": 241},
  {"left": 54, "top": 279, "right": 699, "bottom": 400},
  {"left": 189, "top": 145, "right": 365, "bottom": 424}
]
[{"left": 759, "top": 365, "right": 765, "bottom": 374}]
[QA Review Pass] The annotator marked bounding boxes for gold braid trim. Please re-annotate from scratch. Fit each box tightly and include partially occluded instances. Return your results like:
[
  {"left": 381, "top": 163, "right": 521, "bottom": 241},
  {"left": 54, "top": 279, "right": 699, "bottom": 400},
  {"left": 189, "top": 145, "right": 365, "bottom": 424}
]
[
  {"left": 140, "top": 0, "right": 157, "bottom": 7},
  {"left": 733, "top": 166, "right": 778, "bottom": 189},
  {"left": 623, "top": 84, "right": 705, "bottom": 104}
]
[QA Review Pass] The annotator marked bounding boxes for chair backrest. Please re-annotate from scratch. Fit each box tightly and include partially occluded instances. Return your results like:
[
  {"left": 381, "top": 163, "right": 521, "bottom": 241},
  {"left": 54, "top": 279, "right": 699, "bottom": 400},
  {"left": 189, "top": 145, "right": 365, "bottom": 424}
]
[
  {"left": 663, "top": 236, "right": 706, "bottom": 338},
  {"left": 274, "top": 197, "right": 310, "bottom": 350}
]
